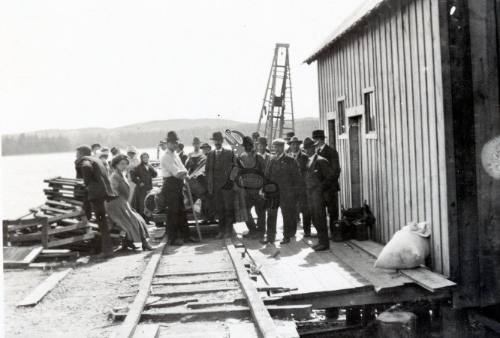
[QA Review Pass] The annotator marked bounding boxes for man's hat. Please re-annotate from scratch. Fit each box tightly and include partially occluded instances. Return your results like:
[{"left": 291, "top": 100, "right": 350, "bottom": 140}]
[
  {"left": 166, "top": 131, "right": 179, "bottom": 143},
  {"left": 126, "top": 145, "right": 138, "bottom": 154},
  {"left": 257, "top": 137, "right": 268, "bottom": 145},
  {"left": 76, "top": 145, "right": 92, "bottom": 156},
  {"left": 200, "top": 142, "right": 211, "bottom": 149},
  {"left": 91, "top": 143, "right": 101, "bottom": 149},
  {"left": 272, "top": 138, "right": 286, "bottom": 146},
  {"left": 210, "top": 131, "right": 224, "bottom": 141},
  {"left": 303, "top": 137, "right": 316, "bottom": 149},
  {"left": 192, "top": 137, "right": 201, "bottom": 145},
  {"left": 312, "top": 129, "right": 326, "bottom": 139},
  {"left": 285, "top": 131, "right": 295, "bottom": 141},
  {"left": 287, "top": 136, "right": 302, "bottom": 145}
]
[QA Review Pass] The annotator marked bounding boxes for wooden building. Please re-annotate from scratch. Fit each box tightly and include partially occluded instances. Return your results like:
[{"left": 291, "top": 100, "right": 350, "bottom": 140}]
[{"left": 306, "top": 0, "right": 500, "bottom": 309}]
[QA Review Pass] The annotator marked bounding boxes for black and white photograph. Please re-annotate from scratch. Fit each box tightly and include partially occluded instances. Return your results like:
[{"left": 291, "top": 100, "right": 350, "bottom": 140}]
[{"left": 1, "top": 0, "right": 500, "bottom": 337}]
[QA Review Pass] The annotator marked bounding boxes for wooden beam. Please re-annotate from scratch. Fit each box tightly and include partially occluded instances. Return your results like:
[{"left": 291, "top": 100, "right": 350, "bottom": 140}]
[
  {"left": 17, "top": 268, "right": 72, "bottom": 307},
  {"left": 111, "top": 238, "right": 166, "bottom": 338},
  {"left": 226, "top": 239, "right": 282, "bottom": 338},
  {"left": 3, "top": 246, "right": 44, "bottom": 269}
]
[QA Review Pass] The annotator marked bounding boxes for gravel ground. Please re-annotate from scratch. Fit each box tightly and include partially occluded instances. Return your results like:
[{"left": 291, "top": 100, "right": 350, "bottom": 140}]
[{"left": 3, "top": 249, "right": 152, "bottom": 338}]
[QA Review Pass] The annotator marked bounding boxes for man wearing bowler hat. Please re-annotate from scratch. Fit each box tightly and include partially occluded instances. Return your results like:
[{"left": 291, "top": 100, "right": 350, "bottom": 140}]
[
  {"left": 312, "top": 129, "right": 341, "bottom": 239},
  {"left": 205, "top": 131, "right": 236, "bottom": 238},
  {"left": 303, "top": 137, "right": 335, "bottom": 251},
  {"left": 160, "top": 131, "right": 195, "bottom": 245},
  {"left": 262, "top": 138, "right": 301, "bottom": 244},
  {"left": 288, "top": 136, "right": 312, "bottom": 237}
]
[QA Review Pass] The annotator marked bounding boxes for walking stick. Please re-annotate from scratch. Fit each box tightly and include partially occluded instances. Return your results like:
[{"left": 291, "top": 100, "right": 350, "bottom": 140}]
[{"left": 184, "top": 179, "right": 203, "bottom": 241}]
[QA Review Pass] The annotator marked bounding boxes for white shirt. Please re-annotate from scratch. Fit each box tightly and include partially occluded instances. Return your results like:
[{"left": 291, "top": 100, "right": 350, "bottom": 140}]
[
  {"left": 161, "top": 149, "right": 187, "bottom": 178},
  {"left": 307, "top": 154, "right": 316, "bottom": 169}
]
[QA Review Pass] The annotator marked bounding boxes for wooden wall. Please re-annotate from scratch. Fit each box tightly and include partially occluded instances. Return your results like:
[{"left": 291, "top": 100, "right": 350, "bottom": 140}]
[{"left": 316, "top": 0, "right": 450, "bottom": 275}]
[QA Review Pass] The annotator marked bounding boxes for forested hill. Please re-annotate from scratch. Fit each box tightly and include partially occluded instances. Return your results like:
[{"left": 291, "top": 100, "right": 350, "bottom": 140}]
[{"left": 1, "top": 117, "right": 319, "bottom": 156}]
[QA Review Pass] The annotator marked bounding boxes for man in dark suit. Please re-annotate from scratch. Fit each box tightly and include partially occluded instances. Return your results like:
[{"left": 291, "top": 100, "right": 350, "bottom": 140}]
[
  {"left": 303, "top": 137, "right": 335, "bottom": 251},
  {"left": 288, "top": 136, "right": 312, "bottom": 237},
  {"left": 205, "top": 131, "right": 236, "bottom": 238},
  {"left": 176, "top": 143, "right": 188, "bottom": 165},
  {"left": 75, "top": 145, "right": 116, "bottom": 258},
  {"left": 262, "top": 138, "right": 301, "bottom": 244},
  {"left": 130, "top": 152, "right": 158, "bottom": 222},
  {"left": 312, "top": 129, "right": 341, "bottom": 239}
]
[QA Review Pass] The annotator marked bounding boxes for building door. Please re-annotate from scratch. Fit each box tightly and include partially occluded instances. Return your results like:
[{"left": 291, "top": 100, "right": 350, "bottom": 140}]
[
  {"left": 327, "top": 119, "right": 336, "bottom": 150},
  {"left": 349, "top": 116, "right": 362, "bottom": 207}
]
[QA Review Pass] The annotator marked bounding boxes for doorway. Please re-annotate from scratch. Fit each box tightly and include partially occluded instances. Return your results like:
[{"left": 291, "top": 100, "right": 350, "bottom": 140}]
[
  {"left": 327, "top": 119, "right": 337, "bottom": 150},
  {"left": 349, "top": 116, "right": 362, "bottom": 208}
]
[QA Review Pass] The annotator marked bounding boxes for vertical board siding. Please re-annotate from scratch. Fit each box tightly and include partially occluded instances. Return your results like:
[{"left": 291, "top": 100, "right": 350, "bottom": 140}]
[{"left": 316, "top": 0, "right": 449, "bottom": 274}]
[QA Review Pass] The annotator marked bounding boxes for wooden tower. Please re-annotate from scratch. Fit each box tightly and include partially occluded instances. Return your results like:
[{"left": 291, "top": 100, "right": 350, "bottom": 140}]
[{"left": 257, "top": 43, "right": 295, "bottom": 143}]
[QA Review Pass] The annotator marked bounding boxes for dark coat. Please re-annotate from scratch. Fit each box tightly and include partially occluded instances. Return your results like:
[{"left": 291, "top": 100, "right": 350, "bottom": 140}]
[
  {"left": 304, "top": 154, "right": 335, "bottom": 193},
  {"left": 178, "top": 151, "right": 188, "bottom": 165},
  {"left": 130, "top": 163, "right": 158, "bottom": 192},
  {"left": 205, "top": 148, "right": 235, "bottom": 194},
  {"left": 75, "top": 156, "right": 116, "bottom": 201},
  {"left": 317, "top": 144, "right": 341, "bottom": 191},
  {"left": 265, "top": 154, "right": 301, "bottom": 205},
  {"left": 295, "top": 151, "right": 309, "bottom": 193},
  {"left": 109, "top": 171, "right": 131, "bottom": 201}
]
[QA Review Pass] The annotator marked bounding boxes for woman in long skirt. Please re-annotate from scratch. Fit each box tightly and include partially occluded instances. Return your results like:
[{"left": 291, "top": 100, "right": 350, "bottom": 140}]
[{"left": 105, "top": 154, "right": 153, "bottom": 250}]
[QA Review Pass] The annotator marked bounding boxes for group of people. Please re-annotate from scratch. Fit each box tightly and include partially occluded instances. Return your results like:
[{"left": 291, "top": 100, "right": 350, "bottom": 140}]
[
  {"left": 75, "top": 143, "right": 158, "bottom": 258},
  {"left": 73, "top": 127, "right": 341, "bottom": 257},
  {"left": 159, "top": 128, "right": 340, "bottom": 252}
]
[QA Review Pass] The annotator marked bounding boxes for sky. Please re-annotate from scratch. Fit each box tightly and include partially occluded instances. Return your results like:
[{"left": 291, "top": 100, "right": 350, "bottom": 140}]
[{"left": 0, "top": 0, "right": 365, "bottom": 134}]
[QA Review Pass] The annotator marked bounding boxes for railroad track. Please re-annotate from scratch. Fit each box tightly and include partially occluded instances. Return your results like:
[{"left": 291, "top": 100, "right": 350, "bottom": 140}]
[{"left": 110, "top": 237, "right": 299, "bottom": 338}]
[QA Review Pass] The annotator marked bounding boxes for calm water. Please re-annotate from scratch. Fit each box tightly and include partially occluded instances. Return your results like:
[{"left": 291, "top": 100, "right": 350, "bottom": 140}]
[{"left": 0, "top": 147, "right": 191, "bottom": 219}]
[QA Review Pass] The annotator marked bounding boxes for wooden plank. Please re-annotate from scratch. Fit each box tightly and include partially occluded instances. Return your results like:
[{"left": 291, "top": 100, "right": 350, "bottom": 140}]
[
  {"left": 348, "top": 239, "right": 456, "bottom": 292},
  {"left": 111, "top": 238, "right": 166, "bottom": 338},
  {"left": 132, "top": 324, "right": 159, "bottom": 338},
  {"left": 226, "top": 239, "right": 281, "bottom": 338},
  {"left": 17, "top": 268, "right": 72, "bottom": 306},
  {"left": 46, "top": 231, "right": 96, "bottom": 248},
  {"left": 329, "top": 241, "right": 413, "bottom": 293},
  {"left": 3, "top": 246, "right": 44, "bottom": 268},
  {"left": 9, "top": 222, "right": 89, "bottom": 243},
  {"left": 399, "top": 268, "right": 456, "bottom": 292},
  {"left": 151, "top": 287, "right": 240, "bottom": 298}
]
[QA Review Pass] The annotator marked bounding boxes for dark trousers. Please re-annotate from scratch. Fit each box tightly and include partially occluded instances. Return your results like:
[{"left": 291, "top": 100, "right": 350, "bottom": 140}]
[
  {"left": 325, "top": 190, "right": 339, "bottom": 236},
  {"left": 267, "top": 197, "right": 296, "bottom": 241},
  {"left": 307, "top": 189, "right": 329, "bottom": 247},
  {"left": 299, "top": 194, "right": 312, "bottom": 235},
  {"left": 214, "top": 188, "right": 235, "bottom": 235},
  {"left": 245, "top": 190, "right": 266, "bottom": 233},
  {"left": 162, "top": 177, "right": 189, "bottom": 243},
  {"left": 88, "top": 198, "right": 113, "bottom": 254}
]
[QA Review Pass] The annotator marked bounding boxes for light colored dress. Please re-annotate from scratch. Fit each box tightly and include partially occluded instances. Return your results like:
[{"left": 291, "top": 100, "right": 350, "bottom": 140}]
[{"left": 105, "top": 170, "right": 149, "bottom": 242}]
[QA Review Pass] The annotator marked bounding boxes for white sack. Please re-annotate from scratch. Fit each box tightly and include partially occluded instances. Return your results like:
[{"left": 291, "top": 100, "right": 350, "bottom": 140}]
[{"left": 374, "top": 221, "right": 431, "bottom": 269}]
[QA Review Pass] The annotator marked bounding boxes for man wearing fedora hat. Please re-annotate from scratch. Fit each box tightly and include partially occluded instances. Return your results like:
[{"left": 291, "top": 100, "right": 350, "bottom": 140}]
[
  {"left": 262, "top": 138, "right": 301, "bottom": 244},
  {"left": 312, "top": 129, "right": 341, "bottom": 238},
  {"left": 288, "top": 136, "right": 312, "bottom": 237},
  {"left": 205, "top": 131, "right": 236, "bottom": 238},
  {"left": 159, "top": 131, "right": 195, "bottom": 245},
  {"left": 303, "top": 137, "right": 335, "bottom": 251}
]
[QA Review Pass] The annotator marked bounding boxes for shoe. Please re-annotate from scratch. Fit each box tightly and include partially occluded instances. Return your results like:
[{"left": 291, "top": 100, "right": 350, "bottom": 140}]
[
  {"left": 184, "top": 236, "right": 200, "bottom": 243},
  {"left": 280, "top": 238, "right": 290, "bottom": 244},
  {"left": 303, "top": 233, "right": 311, "bottom": 238},
  {"left": 313, "top": 244, "right": 330, "bottom": 251},
  {"left": 259, "top": 238, "right": 270, "bottom": 245},
  {"left": 142, "top": 240, "right": 153, "bottom": 251},
  {"left": 95, "top": 251, "right": 113, "bottom": 260}
]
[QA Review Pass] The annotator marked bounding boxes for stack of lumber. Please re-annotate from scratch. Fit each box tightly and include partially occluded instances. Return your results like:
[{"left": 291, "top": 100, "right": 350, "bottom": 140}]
[{"left": 3, "top": 177, "right": 99, "bottom": 266}]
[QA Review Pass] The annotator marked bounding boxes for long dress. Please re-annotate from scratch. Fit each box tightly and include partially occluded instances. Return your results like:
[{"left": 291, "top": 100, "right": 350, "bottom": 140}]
[{"left": 105, "top": 170, "right": 149, "bottom": 242}]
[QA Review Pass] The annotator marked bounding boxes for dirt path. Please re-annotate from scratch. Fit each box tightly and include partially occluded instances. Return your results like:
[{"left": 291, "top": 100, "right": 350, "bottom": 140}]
[{"left": 4, "top": 249, "right": 152, "bottom": 338}]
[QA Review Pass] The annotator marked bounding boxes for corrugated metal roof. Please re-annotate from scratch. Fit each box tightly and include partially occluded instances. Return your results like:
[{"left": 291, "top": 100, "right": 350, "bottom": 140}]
[{"left": 304, "top": 0, "right": 388, "bottom": 64}]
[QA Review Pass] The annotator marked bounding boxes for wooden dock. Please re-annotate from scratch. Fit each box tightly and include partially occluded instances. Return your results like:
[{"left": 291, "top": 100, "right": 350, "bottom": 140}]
[{"left": 234, "top": 223, "right": 454, "bottom": 310}]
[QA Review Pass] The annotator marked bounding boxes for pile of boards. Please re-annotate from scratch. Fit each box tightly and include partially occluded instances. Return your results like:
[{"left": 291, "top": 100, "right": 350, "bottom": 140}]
[{"left": 3, "top": 177, "right": 99, "bottom": 268}]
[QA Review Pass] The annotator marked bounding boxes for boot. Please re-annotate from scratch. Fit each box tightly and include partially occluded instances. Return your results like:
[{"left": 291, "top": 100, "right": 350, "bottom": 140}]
[{"left": 142, "top": 239, "right": 153, "bottom": 251}]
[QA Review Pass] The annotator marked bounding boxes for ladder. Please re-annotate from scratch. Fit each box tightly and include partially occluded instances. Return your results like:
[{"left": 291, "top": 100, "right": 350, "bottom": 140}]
[{"left": 257, "top": 43, "right": 295, "bottom": 144}]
